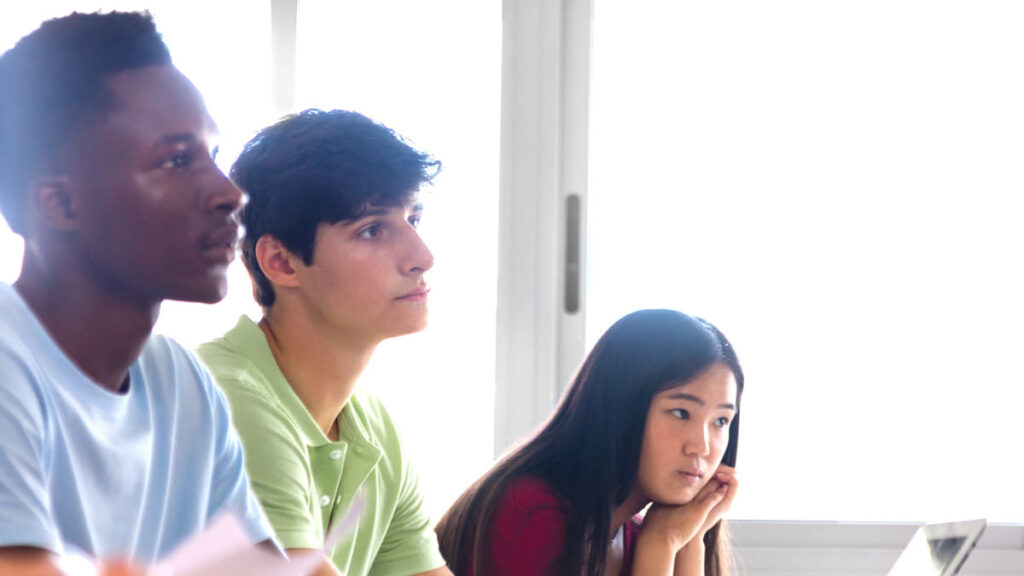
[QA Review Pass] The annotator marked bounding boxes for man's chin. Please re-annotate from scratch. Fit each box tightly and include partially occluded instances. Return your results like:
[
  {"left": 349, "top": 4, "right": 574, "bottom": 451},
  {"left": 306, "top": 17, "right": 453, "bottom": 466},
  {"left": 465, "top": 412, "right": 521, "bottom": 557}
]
[
  {"left": 166, "top": 278, "right": 229, "bottom": 305},
  {"left": 378, "top": 317, "right": 431, "bottom": 342}
]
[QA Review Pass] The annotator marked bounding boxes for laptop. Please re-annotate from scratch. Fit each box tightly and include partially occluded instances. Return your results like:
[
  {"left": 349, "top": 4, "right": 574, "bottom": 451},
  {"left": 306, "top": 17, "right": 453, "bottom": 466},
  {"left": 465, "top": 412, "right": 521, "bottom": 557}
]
[{"left": 887, "top": 519, "right": 987, "bottom": 576}]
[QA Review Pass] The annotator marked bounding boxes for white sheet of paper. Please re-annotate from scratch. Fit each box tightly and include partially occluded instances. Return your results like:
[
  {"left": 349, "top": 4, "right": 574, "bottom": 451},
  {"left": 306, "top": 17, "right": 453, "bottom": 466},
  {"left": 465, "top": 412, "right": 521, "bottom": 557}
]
[
  {"left": 148, "top": 491, "right": 366, "bottom": 576},
  {"left": 156, "top": 513, "right": 253, "bottom": 575},
  {"left": 58, "top": 492, "right": 368, "bottom": 576}
]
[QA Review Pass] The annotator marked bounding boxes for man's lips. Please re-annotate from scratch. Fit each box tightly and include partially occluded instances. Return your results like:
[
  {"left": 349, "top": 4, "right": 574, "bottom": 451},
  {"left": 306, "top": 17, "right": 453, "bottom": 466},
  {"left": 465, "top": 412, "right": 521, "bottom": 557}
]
[
  {"left": 396, "top": 287, "right": 431, "bottom": 301},
  {"left": 200, "top": 224, "right": 240, "bottom": 264}
]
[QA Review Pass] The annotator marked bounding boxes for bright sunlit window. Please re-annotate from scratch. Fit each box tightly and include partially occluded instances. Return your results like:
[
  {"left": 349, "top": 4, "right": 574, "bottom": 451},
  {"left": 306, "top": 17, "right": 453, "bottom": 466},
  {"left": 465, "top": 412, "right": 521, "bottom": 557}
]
[{"left": 588, "top": 0, "right": 1024, "bottom": 523}]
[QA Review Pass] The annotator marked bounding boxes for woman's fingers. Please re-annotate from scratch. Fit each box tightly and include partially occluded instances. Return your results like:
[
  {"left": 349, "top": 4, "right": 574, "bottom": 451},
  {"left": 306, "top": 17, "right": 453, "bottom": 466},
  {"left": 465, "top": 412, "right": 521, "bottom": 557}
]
[
  {"left": 678, "top": 481, "right": 728, "bottom": 535},
  {"left": 693, "top": 471, "right": 726, "bottom": 500},
  {"left": 639, "top": 468, "right": 739, "bottom": 553},
  {"left": 713, "top": 464, "right": 737, "bottom": 484},
  {"left": 701, "top": 468, "right": 739, "bottom": 533},
  {"left": 642, "top": 486, "right": 723, "bottom": 553}
]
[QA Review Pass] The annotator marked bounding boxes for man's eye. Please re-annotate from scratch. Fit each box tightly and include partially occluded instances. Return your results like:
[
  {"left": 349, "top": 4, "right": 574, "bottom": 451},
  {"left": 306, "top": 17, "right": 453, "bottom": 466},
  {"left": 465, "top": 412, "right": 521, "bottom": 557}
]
[
  {"left": 669, "top": 409, "right": 689, "bottom": 420},
  {"left": 358, "top": 224, "right": 381, "bottom": 239},
  {"left": 162, "top": 151, "right": 190, "bottom": 169},
  {"left": 408, "top": 213, "right": 422, "bottom": 228}
]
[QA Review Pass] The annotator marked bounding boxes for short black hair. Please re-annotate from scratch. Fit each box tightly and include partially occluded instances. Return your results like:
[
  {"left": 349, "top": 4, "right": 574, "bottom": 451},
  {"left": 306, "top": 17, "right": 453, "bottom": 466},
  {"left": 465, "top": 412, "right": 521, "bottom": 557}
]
[
  {"left": 0, "top": 11, "right": 172, "bottom": 235},
  {"left": 231, "top": 108, "right": 441, "bottom": 308}
]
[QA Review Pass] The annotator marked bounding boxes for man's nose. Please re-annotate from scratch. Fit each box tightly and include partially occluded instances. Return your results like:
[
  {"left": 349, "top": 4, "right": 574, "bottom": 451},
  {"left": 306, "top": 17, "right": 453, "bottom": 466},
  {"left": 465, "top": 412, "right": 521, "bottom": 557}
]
[
  {"left": 404, "top": 227, "right": 434, "bottom": 274},
  {"left": 205, "top": 170, "right": 244, "bottom": 216}
]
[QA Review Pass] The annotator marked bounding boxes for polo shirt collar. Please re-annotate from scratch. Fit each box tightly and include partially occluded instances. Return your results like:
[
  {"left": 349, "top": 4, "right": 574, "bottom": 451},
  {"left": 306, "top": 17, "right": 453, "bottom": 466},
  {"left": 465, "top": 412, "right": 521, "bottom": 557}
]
[{"left": 224, "top": 315, "right": 379, "bottom": 455}]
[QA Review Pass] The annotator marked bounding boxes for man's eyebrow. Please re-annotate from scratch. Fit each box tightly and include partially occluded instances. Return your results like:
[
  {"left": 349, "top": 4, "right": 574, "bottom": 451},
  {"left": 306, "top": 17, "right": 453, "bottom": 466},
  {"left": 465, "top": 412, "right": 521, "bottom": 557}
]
[
  {"left": 663, "top": 392, "right": 736, "bottom": 410},
  {"left": 336, "top": 207, "right": 389, "bottom": 226},
  {"left": 357, "top": 207, "right": 391, "bottom": 218},
  {"left": 343, "top": 204, "right": 422, "bottom": 225},
  {"left": 152, "top": 133, "right": 198, "bottom": 149}
]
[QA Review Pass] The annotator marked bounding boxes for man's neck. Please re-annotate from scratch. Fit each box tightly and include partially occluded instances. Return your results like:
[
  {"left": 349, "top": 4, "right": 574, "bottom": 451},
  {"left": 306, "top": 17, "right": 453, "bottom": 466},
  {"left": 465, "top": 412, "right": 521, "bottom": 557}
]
[
  {"left": 14, "top": 255, "right": 159, "bottom": 393},
  {"left": 259, "top": 304, "right": 376, "bottom": 440}
]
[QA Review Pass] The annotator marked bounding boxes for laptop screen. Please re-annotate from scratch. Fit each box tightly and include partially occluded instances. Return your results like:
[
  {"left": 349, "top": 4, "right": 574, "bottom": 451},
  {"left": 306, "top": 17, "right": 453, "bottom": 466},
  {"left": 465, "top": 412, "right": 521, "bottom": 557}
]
[
  {"left": 928, "top": 537, "right": 967, "bottom": 569},
  {"left": 888, "top": 520, "right": 986, "bottom": 576}
]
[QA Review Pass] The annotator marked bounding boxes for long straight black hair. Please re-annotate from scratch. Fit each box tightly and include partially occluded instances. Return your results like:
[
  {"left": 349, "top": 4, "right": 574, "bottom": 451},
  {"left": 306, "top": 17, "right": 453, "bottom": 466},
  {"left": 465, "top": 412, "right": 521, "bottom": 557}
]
[{"left": 437, "top": 309, "right": 745, "bottom": 575}]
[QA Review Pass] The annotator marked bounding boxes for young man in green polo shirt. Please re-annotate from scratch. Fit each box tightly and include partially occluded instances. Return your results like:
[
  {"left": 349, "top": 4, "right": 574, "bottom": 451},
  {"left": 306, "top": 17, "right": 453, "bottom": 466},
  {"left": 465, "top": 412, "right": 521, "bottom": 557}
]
[{"left": 197, "top": 109, "right": 452, "bottom": 576}]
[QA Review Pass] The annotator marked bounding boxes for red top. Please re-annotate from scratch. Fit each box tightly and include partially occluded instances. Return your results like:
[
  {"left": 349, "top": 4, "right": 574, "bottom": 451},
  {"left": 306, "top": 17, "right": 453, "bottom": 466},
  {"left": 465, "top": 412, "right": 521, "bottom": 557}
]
[{"left": 466, "top": 476, "right": 640, "bottom": 576}]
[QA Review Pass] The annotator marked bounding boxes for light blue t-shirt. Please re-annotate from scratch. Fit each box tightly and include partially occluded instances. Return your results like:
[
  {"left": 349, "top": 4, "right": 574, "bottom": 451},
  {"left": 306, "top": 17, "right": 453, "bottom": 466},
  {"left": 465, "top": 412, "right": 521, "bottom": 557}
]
[{"left": 0, "top": 283, "right": 273, "bottom": 562}]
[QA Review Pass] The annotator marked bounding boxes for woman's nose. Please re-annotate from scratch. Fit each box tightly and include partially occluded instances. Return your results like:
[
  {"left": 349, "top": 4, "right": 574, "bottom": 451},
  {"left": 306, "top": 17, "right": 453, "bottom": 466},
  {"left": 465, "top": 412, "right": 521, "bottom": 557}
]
[{"left": 682, "top": 425, "right": 711, "bottom": 457}]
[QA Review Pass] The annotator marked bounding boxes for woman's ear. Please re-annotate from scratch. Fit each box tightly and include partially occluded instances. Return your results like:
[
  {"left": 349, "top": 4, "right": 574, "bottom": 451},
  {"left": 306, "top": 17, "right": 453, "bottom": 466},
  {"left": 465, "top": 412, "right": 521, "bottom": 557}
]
[{"left": 254, "top": 235, "right": 301, "bottom": 289}]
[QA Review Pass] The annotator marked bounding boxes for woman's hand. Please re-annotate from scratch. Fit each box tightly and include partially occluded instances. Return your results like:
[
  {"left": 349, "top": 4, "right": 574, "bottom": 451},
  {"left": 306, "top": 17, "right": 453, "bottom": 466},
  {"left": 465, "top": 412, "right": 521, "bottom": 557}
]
[
  {"left": 637, "top": 474, "right": 729, "bottom": 554},
  {"left": 698, "top": 465, "right": 738, "bottom": 536},
  {"left": 632, "top": 478, "right": 727, "bottom": 575},
  {"left": 632, "top": 466, "right": 739, "bottom": 575}
]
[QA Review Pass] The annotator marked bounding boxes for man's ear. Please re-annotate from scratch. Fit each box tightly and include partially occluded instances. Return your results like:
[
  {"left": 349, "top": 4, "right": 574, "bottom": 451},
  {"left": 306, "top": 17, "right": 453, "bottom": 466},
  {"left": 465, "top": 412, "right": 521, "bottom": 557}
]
[
  {"left": 255, "top": 235, "right": 302, "bottom": 289},
  {"left": 29, "top": 177, "right": 79, "bottom": 232}
]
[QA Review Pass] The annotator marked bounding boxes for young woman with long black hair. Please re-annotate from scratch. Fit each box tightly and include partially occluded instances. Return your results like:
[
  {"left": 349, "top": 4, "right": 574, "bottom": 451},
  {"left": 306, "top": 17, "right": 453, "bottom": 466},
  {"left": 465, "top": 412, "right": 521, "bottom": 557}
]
[{"left": 436, "top": 309, "right": 744, "bottom": 576}]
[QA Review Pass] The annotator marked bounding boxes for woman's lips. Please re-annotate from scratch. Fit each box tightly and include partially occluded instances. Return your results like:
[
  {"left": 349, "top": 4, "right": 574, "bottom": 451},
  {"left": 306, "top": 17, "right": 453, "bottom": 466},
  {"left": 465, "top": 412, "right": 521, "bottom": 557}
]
[{"left": 676, "top": 469, "right": 704, "bottom": 484}]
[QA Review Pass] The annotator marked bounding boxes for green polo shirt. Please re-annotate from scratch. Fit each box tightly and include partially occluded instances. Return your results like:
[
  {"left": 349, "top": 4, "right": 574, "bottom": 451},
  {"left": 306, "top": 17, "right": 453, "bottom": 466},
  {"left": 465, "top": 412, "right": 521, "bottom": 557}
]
[{"left": 197, "top": 316, "right": 446, "bottom": 576}]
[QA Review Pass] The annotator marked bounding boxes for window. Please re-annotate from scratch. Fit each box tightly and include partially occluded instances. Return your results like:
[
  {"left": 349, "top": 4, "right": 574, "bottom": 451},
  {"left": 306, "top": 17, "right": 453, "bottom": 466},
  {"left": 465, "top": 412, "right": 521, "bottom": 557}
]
[
  {"left": 587, "top": 0, "right": 1024, "bottom": 523},
  {"left": 8, "top": 0, "right": 1021, "bottom": 533}
]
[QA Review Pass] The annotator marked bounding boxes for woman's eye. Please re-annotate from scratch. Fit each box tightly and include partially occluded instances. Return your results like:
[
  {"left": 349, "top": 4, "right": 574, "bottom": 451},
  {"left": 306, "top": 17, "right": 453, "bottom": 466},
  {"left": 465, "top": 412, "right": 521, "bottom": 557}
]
[
  {"left": 408, "top": 213, "right": 422, "bottom": 228},
  {"left": 669, "top": 409, "right": 689, "bottom": 420},
  {"left": 714, "top": 416, "right": 731, "bottom": 428}
]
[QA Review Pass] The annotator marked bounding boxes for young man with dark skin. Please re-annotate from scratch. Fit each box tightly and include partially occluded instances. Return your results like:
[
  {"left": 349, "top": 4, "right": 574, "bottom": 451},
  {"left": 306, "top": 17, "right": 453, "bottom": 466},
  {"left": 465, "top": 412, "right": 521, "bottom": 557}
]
[
  {"left": 197, "top": 109, "right": 453, "bottom": 576},
  {"left": 0, "top": 12, "right": 272, "bottom": 576}
]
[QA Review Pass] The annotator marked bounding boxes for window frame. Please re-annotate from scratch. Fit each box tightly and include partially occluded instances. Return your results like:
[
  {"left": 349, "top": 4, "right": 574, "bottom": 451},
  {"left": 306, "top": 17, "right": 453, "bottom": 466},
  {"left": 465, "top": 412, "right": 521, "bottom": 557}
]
[
  {"left": 492, "top": 0, "right": 1022, "bottom": 571},
  {"left": 730, "top": 520, "right": 1024, "bottom": 575},
  {"left": 493, "top": 0, "right": 591, "bottom": 457}
]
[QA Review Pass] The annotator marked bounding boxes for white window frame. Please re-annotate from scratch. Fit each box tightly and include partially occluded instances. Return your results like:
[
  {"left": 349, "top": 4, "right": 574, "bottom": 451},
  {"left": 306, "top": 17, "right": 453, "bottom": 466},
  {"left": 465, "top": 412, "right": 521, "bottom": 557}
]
[
  {"left": 492, "top": 1, "right": 1024, "bottom": 573},
  {"left": 261, "top": 1, "right": 1023, "bottom": 571},
  {"left": 730, "top": 520, "right": 1024, "bottom": 576},
  {"left": 493, "top": 0, "right": 591, "bottom": 457},
  {"left": 270, "top": 0, "right": 297, "bottom": 116}
]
